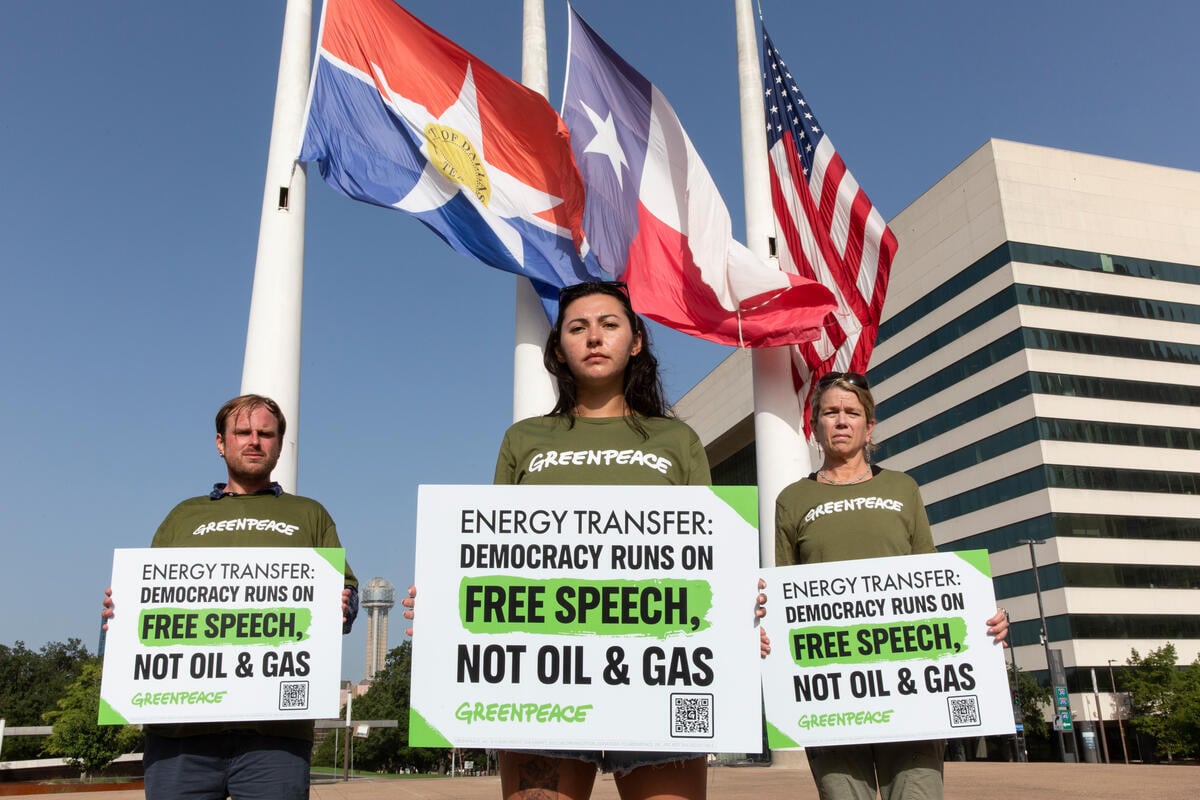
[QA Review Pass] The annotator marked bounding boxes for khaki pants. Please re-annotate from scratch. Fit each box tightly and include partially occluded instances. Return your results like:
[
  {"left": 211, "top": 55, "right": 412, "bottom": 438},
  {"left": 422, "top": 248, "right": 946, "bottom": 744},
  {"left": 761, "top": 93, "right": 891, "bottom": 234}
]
[{"left": 806, "top": 739, "right": 945, "bottom": 800}]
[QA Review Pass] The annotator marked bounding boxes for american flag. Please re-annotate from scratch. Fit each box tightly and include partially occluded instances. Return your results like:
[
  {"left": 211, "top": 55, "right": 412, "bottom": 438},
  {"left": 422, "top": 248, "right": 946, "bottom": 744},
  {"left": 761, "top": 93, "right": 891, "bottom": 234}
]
[{"left": 761, "top": 28, "right": 897, "bottom": 434}]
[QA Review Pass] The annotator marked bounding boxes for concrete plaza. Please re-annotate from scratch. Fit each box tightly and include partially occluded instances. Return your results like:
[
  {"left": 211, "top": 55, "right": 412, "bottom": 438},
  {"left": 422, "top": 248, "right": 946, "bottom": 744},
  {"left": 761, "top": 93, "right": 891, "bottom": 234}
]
[{"left": 14, "top": 759, "right": 1197, "bottom": 800}]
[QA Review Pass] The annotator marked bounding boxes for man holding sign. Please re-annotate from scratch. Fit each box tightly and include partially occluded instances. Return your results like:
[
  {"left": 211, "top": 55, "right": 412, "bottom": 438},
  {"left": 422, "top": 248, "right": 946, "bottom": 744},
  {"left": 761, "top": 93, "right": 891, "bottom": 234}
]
[
  {"left": 769, "top": 373, "right": 1008, "bottom": 800},
  {"left": 102, "top": 395, "right": 357, "bottom": 800}
]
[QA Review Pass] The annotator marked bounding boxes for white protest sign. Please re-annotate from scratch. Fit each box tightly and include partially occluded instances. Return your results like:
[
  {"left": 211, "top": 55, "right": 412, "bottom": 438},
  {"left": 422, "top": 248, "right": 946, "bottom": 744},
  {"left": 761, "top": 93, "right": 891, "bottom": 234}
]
[
  {"left": 99, "top": 547, "right": 346, "bottom": 725},
  {"left": 761, "top": 550, "right": 1014, "bottom": 748},
  {"left": 409, "top": 485, "right": 762, "bottom": 752}
]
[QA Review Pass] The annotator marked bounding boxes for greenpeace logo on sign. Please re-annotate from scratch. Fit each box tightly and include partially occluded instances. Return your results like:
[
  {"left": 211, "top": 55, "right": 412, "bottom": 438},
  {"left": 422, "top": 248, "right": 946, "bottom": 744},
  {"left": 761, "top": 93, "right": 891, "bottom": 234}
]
[
  {"left": 130, "top": 689, "right": 229, "bottom": 707},
  {"left": 797, "top": 709, "right": 894, "bottom": 729},
  {"left": 455, "top": 700, "right": 594, "bottom": 724}
]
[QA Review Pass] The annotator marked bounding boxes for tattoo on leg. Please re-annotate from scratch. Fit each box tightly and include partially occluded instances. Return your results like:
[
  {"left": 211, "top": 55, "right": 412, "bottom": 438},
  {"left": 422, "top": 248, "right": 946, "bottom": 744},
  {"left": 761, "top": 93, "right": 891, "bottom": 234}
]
[{"left": 518, "top": 755, "right": 560, "bottom": 798}]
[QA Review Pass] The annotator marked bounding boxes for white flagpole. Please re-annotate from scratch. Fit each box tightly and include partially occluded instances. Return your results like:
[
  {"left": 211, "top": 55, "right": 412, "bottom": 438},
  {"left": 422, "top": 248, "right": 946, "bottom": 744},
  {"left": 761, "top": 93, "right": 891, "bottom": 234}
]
[
  {"left": 241, "top": 0, "right": 312, "bottom": 490},
  {"left": 513, "top": 0, "right": 557, "bottom": 422},
  {"left": 734, "top": 0, "right": 812, "bottom": 567}
]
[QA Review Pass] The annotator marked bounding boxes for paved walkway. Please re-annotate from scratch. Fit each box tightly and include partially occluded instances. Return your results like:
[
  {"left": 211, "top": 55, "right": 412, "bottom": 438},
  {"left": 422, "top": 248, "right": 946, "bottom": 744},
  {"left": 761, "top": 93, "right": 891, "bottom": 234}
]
[{"left": 11, "top": 760, "right": 1197, "bottom": 800}]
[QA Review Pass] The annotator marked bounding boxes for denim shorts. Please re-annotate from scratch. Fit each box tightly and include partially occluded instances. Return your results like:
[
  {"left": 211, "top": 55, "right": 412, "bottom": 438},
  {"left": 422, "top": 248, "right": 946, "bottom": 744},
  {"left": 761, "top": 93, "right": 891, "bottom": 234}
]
[{"left": 511, "top": 749, "right": 697, "bottom": 777}]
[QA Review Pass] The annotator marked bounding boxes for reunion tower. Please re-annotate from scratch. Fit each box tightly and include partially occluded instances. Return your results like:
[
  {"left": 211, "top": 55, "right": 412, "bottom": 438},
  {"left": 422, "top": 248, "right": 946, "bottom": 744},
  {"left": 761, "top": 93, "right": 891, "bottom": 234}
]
[{"left": 362, "top": 577, "right": 396, "bottom": 681}]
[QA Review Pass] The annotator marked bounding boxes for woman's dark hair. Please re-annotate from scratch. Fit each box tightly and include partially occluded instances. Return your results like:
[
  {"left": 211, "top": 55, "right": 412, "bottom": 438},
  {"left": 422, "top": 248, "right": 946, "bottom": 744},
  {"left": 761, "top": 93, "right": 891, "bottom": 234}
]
[{"left": 544, "top": 282, "right": 670, "bottom": 437}]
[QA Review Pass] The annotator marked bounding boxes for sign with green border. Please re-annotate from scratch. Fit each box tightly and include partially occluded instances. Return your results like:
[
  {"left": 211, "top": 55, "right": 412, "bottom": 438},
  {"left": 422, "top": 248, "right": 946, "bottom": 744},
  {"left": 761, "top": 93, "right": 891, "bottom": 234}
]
[
  {"left": 409, "top": 485, "right": 762, "bottom": 752},
  {"left": 761, "top": 550, "right": 1015, "bottom": 748},
  {"left": 98, "top": 547, "right": 345, "bottom": 724}
]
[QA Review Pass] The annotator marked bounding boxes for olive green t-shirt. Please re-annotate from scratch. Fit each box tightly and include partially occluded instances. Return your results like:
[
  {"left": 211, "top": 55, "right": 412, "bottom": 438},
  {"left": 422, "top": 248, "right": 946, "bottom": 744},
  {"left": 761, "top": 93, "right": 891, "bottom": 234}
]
[
  {"left": 152, "top": 493, "right": 355, "bottom": 574},
  {"left": 148, "top": 491, "right": 356, "bottom": 742},
  {"left": 494, "top": 414, "right": 711, "bottom": 486},
  {"left": 775, "top": 468, "right": 934, "bottom": 567}
]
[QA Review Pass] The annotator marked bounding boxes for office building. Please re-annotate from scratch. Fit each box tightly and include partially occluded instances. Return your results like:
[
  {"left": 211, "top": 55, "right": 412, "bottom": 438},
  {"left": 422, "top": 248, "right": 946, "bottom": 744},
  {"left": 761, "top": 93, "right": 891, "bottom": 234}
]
[{"left": 677, "top": 139, "right": 1200, "bottom": 758}]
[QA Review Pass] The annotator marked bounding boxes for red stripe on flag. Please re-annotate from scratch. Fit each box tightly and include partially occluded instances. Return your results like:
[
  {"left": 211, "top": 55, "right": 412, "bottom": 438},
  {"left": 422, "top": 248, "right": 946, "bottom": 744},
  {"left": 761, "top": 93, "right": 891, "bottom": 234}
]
[
  {"left": 624, "top": 204, "right": 833, "bottom": 348},
  {"left": 762, "top": 85, "right": 895, "bottom": 437}
]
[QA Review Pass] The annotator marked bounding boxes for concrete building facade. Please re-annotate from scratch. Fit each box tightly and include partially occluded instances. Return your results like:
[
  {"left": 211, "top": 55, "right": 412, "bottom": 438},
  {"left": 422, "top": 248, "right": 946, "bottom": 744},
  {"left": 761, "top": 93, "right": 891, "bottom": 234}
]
[{"left": 676, "top": 140, "right": 1200, "bottom": 758}]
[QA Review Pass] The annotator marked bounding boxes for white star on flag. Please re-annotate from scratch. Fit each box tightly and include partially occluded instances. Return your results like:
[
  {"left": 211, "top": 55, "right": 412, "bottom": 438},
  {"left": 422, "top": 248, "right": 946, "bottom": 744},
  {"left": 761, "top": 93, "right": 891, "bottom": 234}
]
[
  {"left": 370, "top": 61, "right": 571, "bottom": 266},
  {"left": 578, "top": 101, "right": 628, "bottom": 189}
]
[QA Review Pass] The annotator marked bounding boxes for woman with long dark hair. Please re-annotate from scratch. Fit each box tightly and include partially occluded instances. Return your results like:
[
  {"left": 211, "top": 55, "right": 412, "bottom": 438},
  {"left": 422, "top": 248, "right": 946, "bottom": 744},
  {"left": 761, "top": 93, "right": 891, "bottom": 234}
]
[
  {"left": 494, "top": 281, "right": 707, "bottom": 486},
  {"left": 494, "top": 281, "right": 709, "bottom": 800},
  {"left": 407, "top": 281, "right": 711, "bottom": 800}
]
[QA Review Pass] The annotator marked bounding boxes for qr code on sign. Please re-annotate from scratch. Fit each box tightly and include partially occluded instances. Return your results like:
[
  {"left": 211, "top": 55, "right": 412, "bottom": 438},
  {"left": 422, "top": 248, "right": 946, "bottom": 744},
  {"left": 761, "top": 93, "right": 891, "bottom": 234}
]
[
  {"left": 947, "top": 694, "right": 980, "bottom": 728},
  {"left": 670, "top": 693, "right": 713, "bottom": 739},
  {"left": 279, "top": 681, "right": 309, "bottom": 711}
]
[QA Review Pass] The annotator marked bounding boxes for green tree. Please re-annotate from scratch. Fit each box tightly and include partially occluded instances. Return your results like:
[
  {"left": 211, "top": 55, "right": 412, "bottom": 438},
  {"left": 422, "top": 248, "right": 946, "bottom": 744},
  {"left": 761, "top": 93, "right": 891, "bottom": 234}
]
[
  {"left": 315, "top": 642, "right": 484, "bottom": 774},
  {"left": 1008, "top": 662, "right": 1052, "bottom": 741},
  {"left": 349, "top": 642, "right": 423, "bottom": 773},
  {"left": 0, "top": 639, "right": 92, "bottom": 760},
  {"left": 44, "top": 660, "right": 142, "bottom": 779},
  {"left": 1124, "top": 643, "right": 1200, "bottom": 761},
  {"left": 1172, "top": 657, "right": 1200, "bottom": 754}
]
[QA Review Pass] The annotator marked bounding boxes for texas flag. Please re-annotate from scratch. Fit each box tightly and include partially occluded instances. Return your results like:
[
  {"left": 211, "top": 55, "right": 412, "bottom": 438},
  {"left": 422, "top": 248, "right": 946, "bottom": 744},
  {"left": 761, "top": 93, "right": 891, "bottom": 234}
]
[
  {"left": 299, "top": 0, "right": 601, "bottom": 309},
  {"left": 562, "top": 8, "right": 836, "bottom": 348}
]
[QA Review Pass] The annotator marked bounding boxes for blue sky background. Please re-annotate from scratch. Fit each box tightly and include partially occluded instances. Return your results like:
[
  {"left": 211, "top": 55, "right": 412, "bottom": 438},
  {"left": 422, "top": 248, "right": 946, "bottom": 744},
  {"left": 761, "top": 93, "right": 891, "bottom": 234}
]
[{"left": 2, "top": 1, "right": 1197, "bottom": 683}]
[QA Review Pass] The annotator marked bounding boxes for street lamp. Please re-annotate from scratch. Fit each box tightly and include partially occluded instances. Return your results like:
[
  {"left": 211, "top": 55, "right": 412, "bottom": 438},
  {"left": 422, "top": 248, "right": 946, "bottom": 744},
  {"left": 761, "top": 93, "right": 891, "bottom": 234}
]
[
  {"left": 1091, "top": 668, "right": 1109, "bottom": 763},
  {"left": 1005, "top": 610, "right": 1028, "bottom": 761},
  {"left": 1107, "top": 658, "right": 1130, "bottom": 764},
  {"left": 1017, "top": 539, "right": 1050, "bottom": 652},
  {"left": 1017, "top": 538, "right": 1070, "bottom": 762}
]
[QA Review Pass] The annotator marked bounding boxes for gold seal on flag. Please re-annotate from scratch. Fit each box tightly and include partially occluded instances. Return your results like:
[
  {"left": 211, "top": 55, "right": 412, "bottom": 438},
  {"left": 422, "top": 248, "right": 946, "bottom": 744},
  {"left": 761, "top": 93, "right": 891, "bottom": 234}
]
[{"left": 424, "top": 124, "right": 490, "bottom": 205}]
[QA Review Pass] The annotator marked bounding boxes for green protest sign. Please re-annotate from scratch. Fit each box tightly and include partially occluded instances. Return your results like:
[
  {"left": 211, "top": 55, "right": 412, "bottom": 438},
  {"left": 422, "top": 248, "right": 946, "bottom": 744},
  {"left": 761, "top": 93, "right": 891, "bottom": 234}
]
[
  {"left": 409, "top": 485, "right": 762, "bottom": 752},
  {"left": 99, "top": 547, "right": 345, "bottom": 725},
  {"left": 762, "top": 550, "right": 1015, "bottom": 748}
]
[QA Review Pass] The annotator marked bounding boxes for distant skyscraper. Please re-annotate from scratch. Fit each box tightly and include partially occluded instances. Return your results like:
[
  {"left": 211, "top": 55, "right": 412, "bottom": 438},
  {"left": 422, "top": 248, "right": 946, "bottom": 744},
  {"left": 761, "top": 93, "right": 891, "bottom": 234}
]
[{"left": 362, "top": 577, "right": 396, "bottom": 681}]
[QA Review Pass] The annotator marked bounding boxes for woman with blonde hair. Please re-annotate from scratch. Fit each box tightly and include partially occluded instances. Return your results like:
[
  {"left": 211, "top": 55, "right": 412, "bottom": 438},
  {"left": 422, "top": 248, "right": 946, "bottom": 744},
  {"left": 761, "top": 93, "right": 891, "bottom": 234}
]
[{"left": 774, "top": 371, "right": 1008, "bottom": 800}]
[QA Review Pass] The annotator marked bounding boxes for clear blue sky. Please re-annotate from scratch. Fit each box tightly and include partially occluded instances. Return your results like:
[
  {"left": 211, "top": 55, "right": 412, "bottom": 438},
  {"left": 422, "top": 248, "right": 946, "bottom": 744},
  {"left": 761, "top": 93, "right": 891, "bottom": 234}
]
[{"left": 2, "top": 1, "right": 1197, "bottom": 684}]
